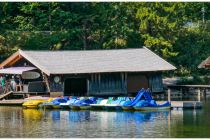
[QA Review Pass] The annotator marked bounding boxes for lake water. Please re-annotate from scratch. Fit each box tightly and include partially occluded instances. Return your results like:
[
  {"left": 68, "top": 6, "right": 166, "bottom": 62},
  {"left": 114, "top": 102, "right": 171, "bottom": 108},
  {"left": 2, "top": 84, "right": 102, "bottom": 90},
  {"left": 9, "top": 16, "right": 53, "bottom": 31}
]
[{"left": 0, "top": 99, "right": 210, "bottom": 138}]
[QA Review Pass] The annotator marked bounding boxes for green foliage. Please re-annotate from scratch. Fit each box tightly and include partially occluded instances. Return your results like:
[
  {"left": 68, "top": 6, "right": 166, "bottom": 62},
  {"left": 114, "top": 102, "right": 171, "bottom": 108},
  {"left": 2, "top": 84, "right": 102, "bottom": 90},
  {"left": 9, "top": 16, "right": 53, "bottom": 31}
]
[
  {"left": 0, "top": 2, "right": 210, "bottom": 78},
  {"left": 136, "top": 3, "right": 191, "bottom": 59}
]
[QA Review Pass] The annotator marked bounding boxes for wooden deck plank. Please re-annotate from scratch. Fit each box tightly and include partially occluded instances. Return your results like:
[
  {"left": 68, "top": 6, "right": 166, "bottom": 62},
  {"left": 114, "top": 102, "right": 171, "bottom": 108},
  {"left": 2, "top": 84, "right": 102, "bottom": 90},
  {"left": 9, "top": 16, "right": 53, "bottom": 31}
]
[
  {"left": 0, "top": 91, "right": 13, "bottom": 100},
  {"left": 0, "top": 99, "right": 24, "bottom": 106},
  {"left": 157, "top": 101, "right": 203, "bottom": 109}
]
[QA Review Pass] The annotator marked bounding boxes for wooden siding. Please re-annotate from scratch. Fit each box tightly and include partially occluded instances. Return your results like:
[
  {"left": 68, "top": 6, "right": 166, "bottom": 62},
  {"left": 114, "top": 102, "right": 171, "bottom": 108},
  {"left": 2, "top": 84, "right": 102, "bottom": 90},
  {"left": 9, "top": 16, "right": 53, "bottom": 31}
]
[
  {"left": 149, "top": 73, "right": 163, "bottom": 93},
  {"left": 49, "top": 75, "right": 64, "bottom": 92},
  {"left": 127, "top": 73, "right": 149, "bottom": 93},
  {"left": 89, "top": 73, "right": 127, "bottom": 96},
  {"left": 49, "top": 72, "right": 163, "bottom": 96}
]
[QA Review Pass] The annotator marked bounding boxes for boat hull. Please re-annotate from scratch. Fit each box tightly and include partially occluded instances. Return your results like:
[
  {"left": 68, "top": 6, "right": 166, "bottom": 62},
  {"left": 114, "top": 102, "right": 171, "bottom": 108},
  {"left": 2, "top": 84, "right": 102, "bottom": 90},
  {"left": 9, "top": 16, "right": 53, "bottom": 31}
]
[
  {"left": 22, "top": 100, "right": 46, "bottom": 109},
  {"left": 52, "top": 105, "right": 61, "bottom": 109},
  {"left": 122, "top": 106, "right": 134, "bottom": 111},
  {"left": 60, "top": 105, "right": 71, "bottom": 109},
  {"left": 134, "top": 106, "right": 171, "bottom": 111},
  {"left": 104, "top": 105, "right": 123, "bottom": 110},
  {"left": 71, "top": 106, "right": 80, "bottom": 110},
  {"left": 79, "top": 106, "right": 91, "bottom": 110},
  {"left": 90, "top": 105, "right": 105, "bottom": 110},
  {"left": 23, "top": 105, "right": 39, "bottom": 109},
  {"left": 39, "top": 103, "right": 54, "bottom": 109},
  {"left": 42, "top": 105, "right": 53, "bottom": 109}
]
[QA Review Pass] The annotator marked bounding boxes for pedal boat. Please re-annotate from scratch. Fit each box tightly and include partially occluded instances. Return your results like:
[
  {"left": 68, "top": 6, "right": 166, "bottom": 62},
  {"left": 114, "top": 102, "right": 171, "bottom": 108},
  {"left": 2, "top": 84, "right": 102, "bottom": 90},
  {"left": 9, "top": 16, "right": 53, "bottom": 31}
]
[
  {"left": 90, "top": 99, "right": 108, "bottom": 110},
  {"left": 134, "top": 101, "right": 171, "bottom": 111},
  {"left": 22, "top": 99, "right": 48, "bottom": 109}
]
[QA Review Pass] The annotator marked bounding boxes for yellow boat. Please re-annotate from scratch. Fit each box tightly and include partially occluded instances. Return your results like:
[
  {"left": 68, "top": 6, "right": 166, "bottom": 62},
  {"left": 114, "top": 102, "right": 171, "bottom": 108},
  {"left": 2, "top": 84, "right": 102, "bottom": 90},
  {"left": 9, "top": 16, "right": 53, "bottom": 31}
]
[{"left": 22, "top": 98, "right": 53, "bottom": 109}]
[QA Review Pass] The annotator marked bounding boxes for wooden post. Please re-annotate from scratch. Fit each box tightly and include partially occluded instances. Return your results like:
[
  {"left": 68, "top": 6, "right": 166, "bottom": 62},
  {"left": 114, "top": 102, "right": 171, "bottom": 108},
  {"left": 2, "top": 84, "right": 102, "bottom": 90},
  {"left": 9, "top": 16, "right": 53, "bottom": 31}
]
[
  {"left": 168, "top": 88, "right": 171, "bottom": 102},
  {"left": 43, "top": 73, "right": 50, "bottom": 93},
  {"left": 197, "top": 88, "right": 201, "bottom": 102},
  {"left": 180, "top": 88, "right": 183, "bottom": 99},
  {"left": 87, "top": 79, "right": 89, "bottom": 96},
  {"left": 124, "top": 72, "right": 127, "bottom": 95},
  {"left": 204, "top": 88, "right": 207, "bottom": 101},
  {"left": 98, "top": 73, "right": 101, "bottom": 93},
  {"left": 121, "top": 72, "right": 126, "bottom": 94}
]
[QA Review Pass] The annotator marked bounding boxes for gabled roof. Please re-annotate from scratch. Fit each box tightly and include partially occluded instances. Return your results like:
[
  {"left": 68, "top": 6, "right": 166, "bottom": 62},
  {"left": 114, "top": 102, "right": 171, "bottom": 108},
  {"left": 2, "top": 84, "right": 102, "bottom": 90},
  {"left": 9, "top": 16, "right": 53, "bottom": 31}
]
[
  {"left": 198, "top": 56, "right": 210, "bottom": 68},
  {"left": 0, "top": 47, "right": 176, "bottom": 75}
]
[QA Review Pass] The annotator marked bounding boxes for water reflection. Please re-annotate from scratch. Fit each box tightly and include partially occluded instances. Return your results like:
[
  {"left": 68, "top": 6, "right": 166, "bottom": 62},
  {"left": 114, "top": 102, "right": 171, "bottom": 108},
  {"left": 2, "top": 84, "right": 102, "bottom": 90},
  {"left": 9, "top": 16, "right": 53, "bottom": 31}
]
[
  {"left": 68, "top": 110, "right": 90, "bottom": 122},
  {"left": 23, "top": 109, "right": 43, "bottom": 120},
  {"left": 1, "top": 105, "right": 210, "bottom": 138},
  {"left": 52, "top": 110, "right": 60, "bottom": 121}
]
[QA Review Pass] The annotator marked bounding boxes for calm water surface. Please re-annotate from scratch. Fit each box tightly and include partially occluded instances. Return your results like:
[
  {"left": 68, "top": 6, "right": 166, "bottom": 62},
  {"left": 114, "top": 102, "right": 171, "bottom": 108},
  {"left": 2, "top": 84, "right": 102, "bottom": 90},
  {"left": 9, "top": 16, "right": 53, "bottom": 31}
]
[{"left": 1, "top": 99, "right": 210, "bottom": 138}]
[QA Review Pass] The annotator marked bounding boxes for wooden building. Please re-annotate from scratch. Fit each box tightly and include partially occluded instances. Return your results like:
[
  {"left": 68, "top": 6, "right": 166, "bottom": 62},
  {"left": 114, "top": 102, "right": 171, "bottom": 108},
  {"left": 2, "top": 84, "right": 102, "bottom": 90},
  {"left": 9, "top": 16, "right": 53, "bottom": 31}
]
[
  {"left": 198, "top": 56, "right": 210, "bottom": 69},
  {"left": 0, "top": 47, "right": 176, "bottom": 97}
]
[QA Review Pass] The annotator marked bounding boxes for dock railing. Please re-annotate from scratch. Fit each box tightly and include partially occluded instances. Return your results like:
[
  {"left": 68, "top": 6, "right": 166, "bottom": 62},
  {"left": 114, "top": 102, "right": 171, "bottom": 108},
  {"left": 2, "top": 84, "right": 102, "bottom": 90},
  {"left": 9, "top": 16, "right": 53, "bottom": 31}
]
[{"left": 167, "top": 85, "right": 210, "bottom": 102}]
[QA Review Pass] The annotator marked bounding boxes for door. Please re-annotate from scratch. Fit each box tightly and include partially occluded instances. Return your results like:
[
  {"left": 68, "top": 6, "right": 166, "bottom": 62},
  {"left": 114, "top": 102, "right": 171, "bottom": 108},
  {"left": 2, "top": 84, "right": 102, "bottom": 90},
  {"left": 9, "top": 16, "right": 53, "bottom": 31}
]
[{"left": 64, "top": 78, "right": 87, "bottom": 96}]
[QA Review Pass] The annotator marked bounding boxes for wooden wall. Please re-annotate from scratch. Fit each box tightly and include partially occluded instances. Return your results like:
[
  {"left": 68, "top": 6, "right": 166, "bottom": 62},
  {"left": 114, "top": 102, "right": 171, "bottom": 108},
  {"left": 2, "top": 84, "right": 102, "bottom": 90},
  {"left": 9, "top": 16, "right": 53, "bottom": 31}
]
[
  {"left": 89, "top": 73, "right": 127, "bottom": 96},
  {"left": 50, "top": 72, "right": 164, "bottom": 96},
  {"left": 127, "top": 73, "right": 149, "bottom": 94},
  {"left": 148, "top": 72, "right": 163, "bottom": 93},
  {"left": 127, "top": 72, "right": 164, "bottom": 94},
  {"left": 49, "top": 75, "right": 64, "bottom": 92},
  {"left": 52, "top": 73, "right": 127, "bottom": 96}
]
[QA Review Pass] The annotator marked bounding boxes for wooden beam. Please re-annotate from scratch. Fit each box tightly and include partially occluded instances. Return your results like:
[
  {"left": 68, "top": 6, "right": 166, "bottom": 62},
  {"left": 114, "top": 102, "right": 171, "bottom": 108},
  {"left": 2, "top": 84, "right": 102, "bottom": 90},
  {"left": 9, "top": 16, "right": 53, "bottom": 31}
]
[
  {"left": 204, "top": 64, "right": 210, "bottom": 68},
  {"left": 0, "top": 51, "right": 20, "bottom": 68},
  {"left": 7, "top": 55, "right": 23, "bottom": 66},
  {"left": 98, "top": 73, "right": 101, "bottom": 93},
  {"left": 42, "top": 73, "right": 50, "bottom": 93},
  {"left": 124, "top": 72, "right": 127, "bottom": 94},
  {"left": 87, "top": 79, "right": 89, "bottom": 96},
  {"left": 121, "top": 72, "right": 124, "bottom": 89}
]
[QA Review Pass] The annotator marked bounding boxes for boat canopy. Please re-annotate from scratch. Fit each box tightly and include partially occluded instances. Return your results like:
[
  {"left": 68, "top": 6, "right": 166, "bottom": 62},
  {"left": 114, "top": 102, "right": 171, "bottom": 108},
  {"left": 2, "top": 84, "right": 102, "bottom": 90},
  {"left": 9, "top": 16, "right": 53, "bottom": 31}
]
[{"left": 0, "top": 67, "right": 37, "bottom": 75}]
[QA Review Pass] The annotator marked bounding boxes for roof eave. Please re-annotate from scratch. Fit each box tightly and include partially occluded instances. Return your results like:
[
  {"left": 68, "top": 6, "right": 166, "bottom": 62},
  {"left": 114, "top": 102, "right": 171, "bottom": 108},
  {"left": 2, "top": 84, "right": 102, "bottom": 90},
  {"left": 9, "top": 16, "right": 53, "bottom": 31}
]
[
  {"left": 49, "top": 68, "right": 176, "bottom": 75},
  {"left": 0, "top": 50, "right": 22, "bottom": 68}
]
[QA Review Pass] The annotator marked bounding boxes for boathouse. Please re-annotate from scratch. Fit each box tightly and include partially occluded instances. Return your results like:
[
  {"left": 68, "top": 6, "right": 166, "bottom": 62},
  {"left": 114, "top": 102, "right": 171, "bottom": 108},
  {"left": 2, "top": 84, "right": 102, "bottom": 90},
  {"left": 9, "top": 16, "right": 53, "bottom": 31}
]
[
  {"left": 0, "top": 47, "right": 176, "bottom": 97},
  {"left": 198, "top": 56, "right": 210, "bottom": 68}
]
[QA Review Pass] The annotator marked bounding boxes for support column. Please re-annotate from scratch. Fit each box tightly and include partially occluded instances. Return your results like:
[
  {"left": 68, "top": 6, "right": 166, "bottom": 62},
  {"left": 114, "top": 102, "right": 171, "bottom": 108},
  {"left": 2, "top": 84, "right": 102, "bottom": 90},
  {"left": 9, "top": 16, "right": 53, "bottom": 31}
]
[
  {"left": 87, "top": 79, "right": 89, "bottom": 96},
  {"left": 43, "top": 73, "right": 50, "bottom": 93},
  {"left": 121, "top": 72, "right": 126, "bottom": 94},
  {"left": 124, "top": 72, "right": 127, "bottom": 95},
  {"left": 98, "top": 73, "right": 101, "bottom": 93},
  {"left": 168, "top": 88, "right": 171, "bottom": 102},
  {"left": 197, "top": 88, "right": 201, "bottom": 102},
  {"left": 204, "top": 88, "right": 207, "bottom": 101}
]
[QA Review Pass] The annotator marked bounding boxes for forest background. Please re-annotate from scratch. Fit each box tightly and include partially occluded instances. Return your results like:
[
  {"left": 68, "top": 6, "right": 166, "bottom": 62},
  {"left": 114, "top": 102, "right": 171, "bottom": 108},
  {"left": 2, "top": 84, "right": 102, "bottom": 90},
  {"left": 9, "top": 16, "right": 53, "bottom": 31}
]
[{"left": 0, "top": 2, "right": 209, "bottom": 84}]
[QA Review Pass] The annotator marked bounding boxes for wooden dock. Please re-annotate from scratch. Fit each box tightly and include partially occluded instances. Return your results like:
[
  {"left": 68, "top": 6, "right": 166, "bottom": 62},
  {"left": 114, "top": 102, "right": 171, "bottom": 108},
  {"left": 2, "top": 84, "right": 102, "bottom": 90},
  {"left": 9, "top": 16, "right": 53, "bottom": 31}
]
[
  {"left": 0, "top": 99, "right": 24, "bottom": 106},
  {"left": 0, "top": 91, "right": 13, "bottom": 100},
  {"left": 167, "top": 84, "right": 210, "bottom": 102},
  {"left": 157, "top": 101, "right": 203, "bottom": 109}
]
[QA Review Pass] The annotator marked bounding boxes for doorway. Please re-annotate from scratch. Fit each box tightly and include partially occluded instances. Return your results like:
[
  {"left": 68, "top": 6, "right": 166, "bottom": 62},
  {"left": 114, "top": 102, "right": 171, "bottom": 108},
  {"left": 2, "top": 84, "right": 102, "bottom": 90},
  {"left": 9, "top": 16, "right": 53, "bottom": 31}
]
[
  {"left": 127, "top": 73, "right": 149, "bottom": 96},
  {"left": 64, "top": 78, "right": 87, "bottom": 96}
]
